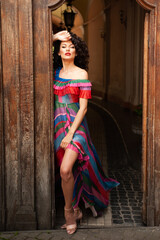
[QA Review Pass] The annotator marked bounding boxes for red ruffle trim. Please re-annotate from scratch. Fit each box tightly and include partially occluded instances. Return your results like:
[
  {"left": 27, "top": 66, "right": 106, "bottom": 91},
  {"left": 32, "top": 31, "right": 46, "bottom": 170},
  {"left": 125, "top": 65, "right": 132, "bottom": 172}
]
[
  {"left": 56, "top": 142, "right": 89, "bottom": 171},
  {"left": 54, "top": 86, "right": 80, "bottom": 96},
  {"left": 79, "top": 90, "right": 92, "bottom": 99},
  {"left": 54, "top": 87, "right": 92, "bottom": 99}
]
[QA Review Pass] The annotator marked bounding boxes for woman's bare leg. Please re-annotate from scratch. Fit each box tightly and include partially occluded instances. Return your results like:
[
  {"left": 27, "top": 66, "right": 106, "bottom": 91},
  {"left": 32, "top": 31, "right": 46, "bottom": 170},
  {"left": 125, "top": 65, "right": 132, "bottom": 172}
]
[
  {"left": 60, "top": 148, "right": 78, "bottom": 234},
  {"left": 60, "top": 148, "right": 78, "bottom": 209}
]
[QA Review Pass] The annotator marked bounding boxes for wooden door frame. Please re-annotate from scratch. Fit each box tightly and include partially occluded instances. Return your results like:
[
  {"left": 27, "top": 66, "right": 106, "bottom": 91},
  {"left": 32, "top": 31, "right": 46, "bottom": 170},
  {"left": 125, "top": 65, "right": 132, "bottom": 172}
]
[
  {"left": 0, "top": 0, "right": 5, "bottom": 231},
  {"left": 48, "top": 0, "right": 66, "bottom": 229},
  {"left": 136, "top": 0, "right": 160, "bottom": 226},
  {"left": 33, "top": 0, "right": 65, "bottom": 230}
]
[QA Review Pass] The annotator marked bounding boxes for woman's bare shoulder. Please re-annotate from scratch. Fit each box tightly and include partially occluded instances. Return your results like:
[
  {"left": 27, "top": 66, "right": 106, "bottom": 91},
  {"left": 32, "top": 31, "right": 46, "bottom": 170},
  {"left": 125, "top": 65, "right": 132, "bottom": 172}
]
[{"left": 75, "top": 67, "right": 88, "bottom": 79}]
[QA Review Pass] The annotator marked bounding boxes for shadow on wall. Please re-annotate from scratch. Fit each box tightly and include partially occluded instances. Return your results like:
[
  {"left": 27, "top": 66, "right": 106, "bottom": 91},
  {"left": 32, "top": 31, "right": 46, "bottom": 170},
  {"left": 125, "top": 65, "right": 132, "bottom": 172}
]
[
  {"left": 89, "top": 98, "right": 142, "bottom": 171},
  {"left": 88, "top": 101, "right": 130, "bottom": 170}
]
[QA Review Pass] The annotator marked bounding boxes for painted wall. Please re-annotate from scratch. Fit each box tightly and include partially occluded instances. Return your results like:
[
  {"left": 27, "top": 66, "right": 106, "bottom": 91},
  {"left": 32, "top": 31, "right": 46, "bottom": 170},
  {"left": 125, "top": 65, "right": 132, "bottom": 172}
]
[
  {"left": 74, "top": 0, "right": 128, "bottom": 101},
  {"left": 73, "top": 0, "right": 89, "bottom": 21},
  {"left": 108, "top": 0, "right": 144, "bottom": 106},
  {"left": 87, "top": 0, "right": 105, "bottom": 94},
  {"left": 108, "top": 0, "right": 126, "bottom": 103}
]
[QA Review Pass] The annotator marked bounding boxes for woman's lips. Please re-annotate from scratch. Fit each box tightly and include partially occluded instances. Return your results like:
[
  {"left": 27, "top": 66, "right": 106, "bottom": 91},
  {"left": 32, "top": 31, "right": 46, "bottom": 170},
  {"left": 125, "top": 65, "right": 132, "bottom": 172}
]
[{"left": 65, "top": 53, "right": 71, "bottom": 56}]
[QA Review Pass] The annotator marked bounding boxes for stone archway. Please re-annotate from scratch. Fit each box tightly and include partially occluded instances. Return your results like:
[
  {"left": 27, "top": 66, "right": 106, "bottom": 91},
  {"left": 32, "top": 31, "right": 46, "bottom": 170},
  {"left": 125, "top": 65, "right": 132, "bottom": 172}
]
[{"left": 52, "top": 3, "right": 85, "bottom": 39}]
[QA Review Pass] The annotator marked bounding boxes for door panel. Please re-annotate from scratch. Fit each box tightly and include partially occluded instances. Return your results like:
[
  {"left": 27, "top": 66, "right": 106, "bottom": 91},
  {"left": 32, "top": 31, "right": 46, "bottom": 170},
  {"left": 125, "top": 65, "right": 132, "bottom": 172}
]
[
  {"left": 1, "top": 0, "right": 36, "bottom": 230},
  {"left": 0, "top": 0, "right": 65, "bottom": 230},
  {"left": 33, "top": 0, "right": 65, "bottom": 229}
]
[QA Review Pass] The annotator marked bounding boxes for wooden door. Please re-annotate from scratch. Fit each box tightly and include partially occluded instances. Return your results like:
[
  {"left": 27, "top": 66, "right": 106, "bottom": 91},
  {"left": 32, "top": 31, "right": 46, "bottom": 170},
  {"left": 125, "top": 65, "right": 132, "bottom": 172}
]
[
  {"left": 0, "top": 0, "right": 64, "bottom": 231},
  {"left": 136, "top": 0, "right": 160, "bottom": 226}
]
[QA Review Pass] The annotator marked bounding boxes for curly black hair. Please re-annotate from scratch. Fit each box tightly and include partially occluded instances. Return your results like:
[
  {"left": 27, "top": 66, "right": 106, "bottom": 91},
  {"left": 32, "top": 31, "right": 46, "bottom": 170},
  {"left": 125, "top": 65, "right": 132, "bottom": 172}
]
[{"left": 53, "top": 32, "right": 89, "bottom": 71}]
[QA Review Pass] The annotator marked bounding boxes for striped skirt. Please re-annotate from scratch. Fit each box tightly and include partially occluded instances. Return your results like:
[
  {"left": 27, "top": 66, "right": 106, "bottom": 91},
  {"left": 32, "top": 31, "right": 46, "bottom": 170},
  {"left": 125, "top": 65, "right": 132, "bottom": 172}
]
[{"left": 54, "top": 97, "right": 119, "bottom": 216}]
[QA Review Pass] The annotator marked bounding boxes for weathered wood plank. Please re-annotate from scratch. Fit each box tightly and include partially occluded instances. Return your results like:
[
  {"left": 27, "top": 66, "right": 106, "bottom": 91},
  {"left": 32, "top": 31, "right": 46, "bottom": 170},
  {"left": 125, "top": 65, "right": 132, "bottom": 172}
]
[
  {"left": 1, "top": 0, "right": 20, "bottom": 230},
  {"left": 1, "top": 0, "right": 36, "bottom": 230},
  {"left": 142, "top": 11, "right": 149, "bottom": 226},
  {"left": 146, "top": 7, "right": 157, "bottom": 227},
  {"left": 33, "top": 0, "right": 65, "bottom": 229},
  {"left": 33, "top": 0, "right": 51, "bottom": 229},
  {"left": 154, "top": 1, "right": 160, "bottom": 226},
  {"left": 0, "top": 0, "right": 5, "bottom": 231},
  {"left": 137, "top": 0, "right": 160, "bottom": 226},
  {"left": 15, "top": 0, "right": 36, "bottom": 229}
]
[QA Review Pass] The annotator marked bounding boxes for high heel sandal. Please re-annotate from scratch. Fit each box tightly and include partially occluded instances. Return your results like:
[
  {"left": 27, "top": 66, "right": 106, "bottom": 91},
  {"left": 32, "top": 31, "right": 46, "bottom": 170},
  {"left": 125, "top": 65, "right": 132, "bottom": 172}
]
[
  {"left": 64, "top": 207, "right": 77, "bottom": 235},
  {"left": 74, "top": 207, "right": 83, "bottom": 222},
  {"left": 61, "top": 207, "right": 83, "bottom": 229},
  {"left": 85, "top": 202, "right": 97, "bottom": 217}
]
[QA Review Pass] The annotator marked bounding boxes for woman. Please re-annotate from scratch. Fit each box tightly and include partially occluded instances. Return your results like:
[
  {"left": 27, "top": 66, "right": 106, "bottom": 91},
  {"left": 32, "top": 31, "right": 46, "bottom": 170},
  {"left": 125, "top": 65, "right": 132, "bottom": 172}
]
[{"left": 53, "top": 30, "right": 119, "bottom": 234}]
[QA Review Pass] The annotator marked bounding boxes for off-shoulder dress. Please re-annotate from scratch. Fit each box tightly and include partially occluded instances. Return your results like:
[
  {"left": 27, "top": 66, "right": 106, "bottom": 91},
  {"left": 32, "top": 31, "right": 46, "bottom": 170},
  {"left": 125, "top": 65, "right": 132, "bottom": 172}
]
[{"left": 54, "top": 67, "right": 119, "bottom": 216}]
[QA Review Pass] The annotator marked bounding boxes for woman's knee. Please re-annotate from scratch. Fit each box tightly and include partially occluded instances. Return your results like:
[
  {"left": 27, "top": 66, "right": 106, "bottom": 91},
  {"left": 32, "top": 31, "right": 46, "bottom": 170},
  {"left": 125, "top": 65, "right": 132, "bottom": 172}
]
[{"left": 60, "top": 166, "right": 72, "bottom": 182}]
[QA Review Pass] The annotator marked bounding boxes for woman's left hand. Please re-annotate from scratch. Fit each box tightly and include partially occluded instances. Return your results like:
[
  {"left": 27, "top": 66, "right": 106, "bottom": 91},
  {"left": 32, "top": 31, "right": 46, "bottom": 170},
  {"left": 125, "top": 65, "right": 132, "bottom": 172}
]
[
  {"left": 52, "top": 30, "right": 71, "bottom": 42},
  {"left": 60, "top": 132, "right": 73, "bottom": 150}
]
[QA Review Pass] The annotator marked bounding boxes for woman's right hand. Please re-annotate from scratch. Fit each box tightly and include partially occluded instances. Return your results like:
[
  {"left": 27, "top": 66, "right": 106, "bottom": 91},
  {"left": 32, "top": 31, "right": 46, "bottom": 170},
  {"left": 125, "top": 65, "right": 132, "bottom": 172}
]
[{"left": 52, "top": 30, "right": 71, "bottom": 42}]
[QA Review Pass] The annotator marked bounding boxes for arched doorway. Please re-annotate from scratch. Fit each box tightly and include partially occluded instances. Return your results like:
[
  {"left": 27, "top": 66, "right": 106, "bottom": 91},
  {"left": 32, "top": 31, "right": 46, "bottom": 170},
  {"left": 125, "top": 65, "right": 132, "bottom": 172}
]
[{"left": 52, "top": 3, "right": 85, "bottom": 38}]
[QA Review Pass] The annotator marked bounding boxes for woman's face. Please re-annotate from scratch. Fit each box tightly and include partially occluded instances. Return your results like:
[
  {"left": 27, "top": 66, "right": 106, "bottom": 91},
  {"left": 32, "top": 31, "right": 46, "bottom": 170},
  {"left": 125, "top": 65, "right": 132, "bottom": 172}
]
[{"left": 58, "top": 40, "right": 76, "bottom": 61}]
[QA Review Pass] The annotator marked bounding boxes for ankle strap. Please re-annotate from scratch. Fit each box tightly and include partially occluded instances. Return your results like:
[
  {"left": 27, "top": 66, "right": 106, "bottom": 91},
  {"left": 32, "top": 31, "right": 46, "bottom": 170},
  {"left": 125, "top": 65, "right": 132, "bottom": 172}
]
[
  {"left": 64, "top": 207, "right": 73, "bottom": 211},
  {"left": 74, "top": 207, "right": 80, "bottom": 211}
]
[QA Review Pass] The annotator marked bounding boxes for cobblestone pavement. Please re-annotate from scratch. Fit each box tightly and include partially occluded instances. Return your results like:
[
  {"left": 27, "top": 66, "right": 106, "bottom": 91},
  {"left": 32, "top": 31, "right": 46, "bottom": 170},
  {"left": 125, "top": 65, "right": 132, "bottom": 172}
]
[
  {"left": 88, "top": 101, "right": 143, "bottom": 226},
  {"left": 109, "top": 168, "right": 143, "bottom": 226},
  {"left": 0, "top": 227, "right": 160, "bottom": 240}
]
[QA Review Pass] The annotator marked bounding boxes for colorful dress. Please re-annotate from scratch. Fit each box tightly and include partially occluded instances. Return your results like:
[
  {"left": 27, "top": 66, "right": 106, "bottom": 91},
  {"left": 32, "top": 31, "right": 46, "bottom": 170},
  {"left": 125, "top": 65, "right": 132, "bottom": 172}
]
[{"left": 54, "top": 67, "right": 119, "bottom": 216}]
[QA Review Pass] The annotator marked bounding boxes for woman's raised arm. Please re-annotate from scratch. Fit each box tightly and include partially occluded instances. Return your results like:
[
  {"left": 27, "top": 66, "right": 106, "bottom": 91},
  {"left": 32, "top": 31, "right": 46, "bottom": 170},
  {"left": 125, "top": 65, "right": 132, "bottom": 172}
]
[{"left": 52, "top": 30, "right": 71, "bottom": 42}]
